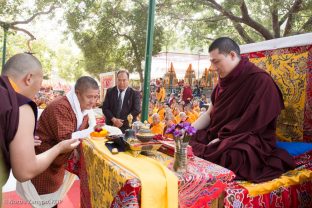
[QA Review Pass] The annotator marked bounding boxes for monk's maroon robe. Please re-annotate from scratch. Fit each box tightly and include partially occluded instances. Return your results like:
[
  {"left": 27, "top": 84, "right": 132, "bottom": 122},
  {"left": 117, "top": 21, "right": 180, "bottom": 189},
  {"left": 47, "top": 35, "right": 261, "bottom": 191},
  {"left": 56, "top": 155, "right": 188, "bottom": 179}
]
[
  {"left": 190, "top": 58, "right": 296, "bottom": 183},
  {"left": 0, "top": 76, "right": 37, "bottom": 188},
  {"left": 182, "top": 86, "right": 193, "bottom": 104}
]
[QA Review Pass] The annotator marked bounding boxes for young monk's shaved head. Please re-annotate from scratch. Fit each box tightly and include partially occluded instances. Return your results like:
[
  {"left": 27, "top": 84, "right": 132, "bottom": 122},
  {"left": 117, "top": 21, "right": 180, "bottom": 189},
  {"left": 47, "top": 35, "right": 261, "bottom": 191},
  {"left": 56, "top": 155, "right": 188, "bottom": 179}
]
[
  {"left": 2, "top": 53, "right": 43, "bottom": 99},
  {"left": 2, "top": 53, "right": 42, "bottom": 78}
]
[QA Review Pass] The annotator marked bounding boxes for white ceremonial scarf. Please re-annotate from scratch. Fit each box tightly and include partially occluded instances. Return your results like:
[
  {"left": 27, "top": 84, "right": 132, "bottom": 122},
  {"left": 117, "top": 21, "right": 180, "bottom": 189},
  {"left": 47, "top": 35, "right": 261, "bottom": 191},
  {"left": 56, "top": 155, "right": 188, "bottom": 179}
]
[
  {"left": 66, "top": 87, "right": 88, "bottom": 130},
  {"left": 66, "top": 87, "right": 96, "bottom": 139}
]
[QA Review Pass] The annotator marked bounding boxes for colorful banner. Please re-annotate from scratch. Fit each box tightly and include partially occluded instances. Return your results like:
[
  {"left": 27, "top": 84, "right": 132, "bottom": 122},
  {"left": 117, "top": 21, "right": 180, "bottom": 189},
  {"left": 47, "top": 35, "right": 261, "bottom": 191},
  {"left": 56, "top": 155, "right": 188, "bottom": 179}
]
[
  {"left": 99, "top": 72, "right": 116, "bottom": 102},
  {"left": 242, "top": 45, "right": 312, "bottom": 142}
]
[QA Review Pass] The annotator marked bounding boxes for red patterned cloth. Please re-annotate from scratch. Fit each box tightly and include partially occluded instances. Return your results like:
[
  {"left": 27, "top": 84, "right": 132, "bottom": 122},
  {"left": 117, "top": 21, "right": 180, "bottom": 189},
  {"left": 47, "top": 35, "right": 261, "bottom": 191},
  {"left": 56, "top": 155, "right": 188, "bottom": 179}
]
[
  {"left": 109, "top": 154, "right": 235, "bottom": 208},
  {"left": 111, "top": 151, "right": 312, "bottom": 208},
  {"left": 111, "top": 179, "right": 141, "bottom": 207},
  {"left": 224, "top": 180, "right": 312, "bottom": 208},
  {"left": 294, "top": 149, "right": 312, "bottom": 167},
  {"left": 78, "top": 139, "right": 235, "bottom": 208},
  {"left": 223, "top": 150, "right": 312, "bottom": 208}
]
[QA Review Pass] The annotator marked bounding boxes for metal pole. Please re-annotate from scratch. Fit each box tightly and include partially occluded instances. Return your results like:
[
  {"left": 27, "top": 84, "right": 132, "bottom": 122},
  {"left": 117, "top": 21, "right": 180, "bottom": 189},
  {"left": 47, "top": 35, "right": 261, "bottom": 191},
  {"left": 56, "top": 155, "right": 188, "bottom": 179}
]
[
  {"left": 165, "top": 45, "right": 168, "bottom": 70},
  {"left": 2, "top": 27, "right": 8, "bottom": 72},
  {"left": 141, "top": 0, "right": 156, "bottom": 122},
  {"left": 197, "top": 53, "right": 200, "bottom": 80},
  {"left": 169, "top": 73, "right": 172, "bottom": 93}
]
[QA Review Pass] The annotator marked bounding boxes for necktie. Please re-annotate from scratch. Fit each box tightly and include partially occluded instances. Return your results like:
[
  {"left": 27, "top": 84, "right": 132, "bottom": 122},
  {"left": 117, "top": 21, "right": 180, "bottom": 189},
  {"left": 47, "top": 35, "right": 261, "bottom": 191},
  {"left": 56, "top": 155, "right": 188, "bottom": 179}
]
[{"left": 116, "top": 89, "right": 123, "bottom": 118}]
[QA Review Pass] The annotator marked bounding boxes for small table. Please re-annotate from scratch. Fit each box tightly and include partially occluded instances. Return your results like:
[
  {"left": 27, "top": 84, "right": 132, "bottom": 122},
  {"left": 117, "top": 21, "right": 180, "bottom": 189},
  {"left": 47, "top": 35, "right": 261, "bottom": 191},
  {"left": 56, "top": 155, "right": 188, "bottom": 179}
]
[{"left": 78, "top": 139, "right": 235, "bottom": 208}]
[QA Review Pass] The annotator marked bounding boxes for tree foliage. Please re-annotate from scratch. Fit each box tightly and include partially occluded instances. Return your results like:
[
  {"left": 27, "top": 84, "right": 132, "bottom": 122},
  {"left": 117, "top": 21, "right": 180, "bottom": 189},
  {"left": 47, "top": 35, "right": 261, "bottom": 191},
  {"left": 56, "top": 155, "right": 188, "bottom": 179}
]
[
  {"left": 56, "top": 47, "right": 85, "bottom": 82},
  {"left": 159, "top": 0, "right": 312, "bottom": 48},
  {"left": 2, "top": 0, "right": 311, "bottom": 81},
  {"left": 0, "top": 0, "right": 60, "bottom": 76},
  {"left": 65, "top": 0, "right": 165, "bottom": 83},
  {"left": 0, "top": 0, "right": 86, "bottom": 80},
  {"left": 0, "top": 32, "right": 55, "bottom": 78},
  {"left": 0, "top": 0, "right": 60, "bottom": 45}
]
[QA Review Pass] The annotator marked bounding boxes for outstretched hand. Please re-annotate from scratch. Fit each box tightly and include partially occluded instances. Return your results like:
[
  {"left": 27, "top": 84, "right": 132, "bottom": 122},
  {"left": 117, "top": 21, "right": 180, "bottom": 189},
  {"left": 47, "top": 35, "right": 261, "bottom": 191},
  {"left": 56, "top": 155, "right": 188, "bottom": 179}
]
[{"left": 58, "top": 139, "right": 80, "bottom": 154}]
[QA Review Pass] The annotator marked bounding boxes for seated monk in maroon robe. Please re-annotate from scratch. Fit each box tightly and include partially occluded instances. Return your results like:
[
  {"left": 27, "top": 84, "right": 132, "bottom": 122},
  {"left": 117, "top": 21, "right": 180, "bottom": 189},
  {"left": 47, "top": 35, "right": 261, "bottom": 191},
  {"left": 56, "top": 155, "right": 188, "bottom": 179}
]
[{"left": 190, "top": 37, "right": 295, "bottom": 183}]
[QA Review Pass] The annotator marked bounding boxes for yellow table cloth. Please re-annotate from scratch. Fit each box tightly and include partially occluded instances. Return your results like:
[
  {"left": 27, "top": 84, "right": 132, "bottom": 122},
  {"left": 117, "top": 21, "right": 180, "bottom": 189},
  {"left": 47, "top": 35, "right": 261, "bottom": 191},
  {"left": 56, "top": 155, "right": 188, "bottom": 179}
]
[{"left": 83, "top": 138, "right": 178, "bottom": 208}]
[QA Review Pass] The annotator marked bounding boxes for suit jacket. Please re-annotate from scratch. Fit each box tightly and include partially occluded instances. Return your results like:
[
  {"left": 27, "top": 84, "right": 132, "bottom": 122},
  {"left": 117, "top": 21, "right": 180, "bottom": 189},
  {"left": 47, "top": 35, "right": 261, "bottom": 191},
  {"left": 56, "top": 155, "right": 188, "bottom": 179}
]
[{"left": 102, "top": 86, "right": 141, "bottom": 132}]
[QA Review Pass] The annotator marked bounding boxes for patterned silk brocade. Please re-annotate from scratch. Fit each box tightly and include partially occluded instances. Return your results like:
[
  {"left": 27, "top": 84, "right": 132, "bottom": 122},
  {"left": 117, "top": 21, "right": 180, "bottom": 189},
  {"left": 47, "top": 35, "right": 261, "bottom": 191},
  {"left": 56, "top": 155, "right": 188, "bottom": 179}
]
[
  {"left": 81, "top": 141, "right": 136, "bottom": 208},
  {"left": 223, "top": 149, "right": 312, "bottom": 208},
  {"left": 243, "top": 45, "right": 312, "bottom": 142},
  {"left": 80, "top": 139, "right": 235, "bottom": 208}
]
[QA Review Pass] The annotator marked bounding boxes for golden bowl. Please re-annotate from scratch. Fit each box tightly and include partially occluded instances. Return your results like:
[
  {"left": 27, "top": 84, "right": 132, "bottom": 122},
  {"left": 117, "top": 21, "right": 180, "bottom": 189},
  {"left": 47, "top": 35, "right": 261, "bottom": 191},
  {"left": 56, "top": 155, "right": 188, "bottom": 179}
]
[{"left": 136, "top": 133, "right": 154, "bottom": 142}]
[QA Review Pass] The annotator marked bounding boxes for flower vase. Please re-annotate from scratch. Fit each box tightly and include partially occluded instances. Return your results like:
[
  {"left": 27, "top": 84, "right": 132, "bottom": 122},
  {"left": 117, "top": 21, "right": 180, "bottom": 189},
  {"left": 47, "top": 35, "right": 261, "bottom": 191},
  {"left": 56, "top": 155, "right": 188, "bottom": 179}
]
[{"left": 173, "top": 139, "right": 188, "bottom": 173}]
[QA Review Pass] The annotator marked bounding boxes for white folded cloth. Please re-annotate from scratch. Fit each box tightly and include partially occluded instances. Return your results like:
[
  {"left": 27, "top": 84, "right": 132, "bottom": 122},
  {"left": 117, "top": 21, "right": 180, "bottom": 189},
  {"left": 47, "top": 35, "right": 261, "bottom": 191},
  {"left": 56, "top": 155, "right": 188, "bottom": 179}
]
[{"left": 16, "top": 171, "right": 76, "bottom": 208}]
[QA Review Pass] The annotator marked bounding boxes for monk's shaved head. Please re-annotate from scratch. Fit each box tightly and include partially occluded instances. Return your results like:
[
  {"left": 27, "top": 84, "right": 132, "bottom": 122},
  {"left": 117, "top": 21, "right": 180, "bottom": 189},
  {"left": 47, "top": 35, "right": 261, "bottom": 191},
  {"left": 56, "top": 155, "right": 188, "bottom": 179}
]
[
  {"left": 2, "top": 53, "right": 42, "bottom": 78},
  {"left": 2, "top": 53, "right": 43, "bottom": 99},
  {"left": 75, "top": 76, "right": 99, "bottom": 93},
  {"left": 75, "top": 76, "right": 99, "bottom": 111}
]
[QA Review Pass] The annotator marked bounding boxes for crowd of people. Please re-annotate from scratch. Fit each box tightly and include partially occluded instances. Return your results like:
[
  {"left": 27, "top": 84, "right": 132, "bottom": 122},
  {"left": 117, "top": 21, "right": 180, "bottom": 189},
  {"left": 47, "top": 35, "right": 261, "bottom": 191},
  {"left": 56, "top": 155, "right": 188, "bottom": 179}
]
[
  {"left": 146, "top": 79, "right": 211, "bottom": 136},
  {"left": 146, "top": 87, "right": 210, "bottom": 137},
  {"left": 1, "top": 37, "right": 296, "bottom": 207},
  {"left": 34, "top": 86, "right": 65, "bottom": 109}
]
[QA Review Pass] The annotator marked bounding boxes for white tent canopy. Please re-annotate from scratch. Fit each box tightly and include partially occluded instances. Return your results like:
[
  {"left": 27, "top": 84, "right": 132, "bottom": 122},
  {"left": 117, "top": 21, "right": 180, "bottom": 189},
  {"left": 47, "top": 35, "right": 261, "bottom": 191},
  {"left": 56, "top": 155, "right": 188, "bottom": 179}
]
[
  {"left": 143, "top": 52, "right": 211, "bottom": 80},
  {"left": 240, "top": 33, "right": 312, "bottom": 53}
]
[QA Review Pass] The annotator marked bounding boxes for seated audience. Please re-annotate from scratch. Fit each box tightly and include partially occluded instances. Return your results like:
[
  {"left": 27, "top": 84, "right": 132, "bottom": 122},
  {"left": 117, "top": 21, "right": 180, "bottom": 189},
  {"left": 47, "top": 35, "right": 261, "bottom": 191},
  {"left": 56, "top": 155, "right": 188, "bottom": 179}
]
[
  {"left": 150, "top": 113, "right": 164, "bottom": 135},
  {"left": 163, "top": 114, "right": 175, "bottom": 139}
]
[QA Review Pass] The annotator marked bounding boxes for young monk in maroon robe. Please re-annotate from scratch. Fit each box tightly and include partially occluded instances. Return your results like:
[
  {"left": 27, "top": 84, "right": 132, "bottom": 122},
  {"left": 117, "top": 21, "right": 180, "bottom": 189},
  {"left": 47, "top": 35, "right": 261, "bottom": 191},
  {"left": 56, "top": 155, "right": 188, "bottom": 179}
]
[
  {"left": 0, "top": 53, "right": 80, "bottom": 203},
  {"left": 190, "top": 37, "right": 295, "bottom": 183},
  {"left": 181, "top": 83, "right": 193, "bottom": 105}
]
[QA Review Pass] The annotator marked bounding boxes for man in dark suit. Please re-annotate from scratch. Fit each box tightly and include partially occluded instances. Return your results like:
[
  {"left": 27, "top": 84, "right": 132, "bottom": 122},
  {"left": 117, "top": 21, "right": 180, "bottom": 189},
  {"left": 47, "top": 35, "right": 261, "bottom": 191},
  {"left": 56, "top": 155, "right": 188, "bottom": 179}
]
[{"left": 102, "top": 70, "right": 141, "bottom": 132}]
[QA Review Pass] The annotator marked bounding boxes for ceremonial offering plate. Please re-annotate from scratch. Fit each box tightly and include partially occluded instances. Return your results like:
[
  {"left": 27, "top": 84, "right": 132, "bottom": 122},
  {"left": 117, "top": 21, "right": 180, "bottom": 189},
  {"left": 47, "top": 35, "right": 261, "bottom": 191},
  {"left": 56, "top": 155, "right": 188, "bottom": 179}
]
[
  {"left": 90, "top": 126, "right": 109, "bottom": 139},
  {"left": 136, "top": 133, "right": 155, "bottom": 142},
  {"left": 123, "top": 138, "right": 162, "bottom": 157},
  {"left": 136, "top": 124, "right": 155, "bottom": 142}
]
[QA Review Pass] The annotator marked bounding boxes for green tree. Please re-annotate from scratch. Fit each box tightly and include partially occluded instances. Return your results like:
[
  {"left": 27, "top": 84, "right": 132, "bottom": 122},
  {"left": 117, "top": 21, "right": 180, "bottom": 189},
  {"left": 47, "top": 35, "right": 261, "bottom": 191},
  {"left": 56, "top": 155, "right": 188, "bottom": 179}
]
[
  {"left": 0, "top": 32, "right": 55, "bottom": 78},
  {"left": 0, "top": 1, "right": 57, "bottom": 48},
  {"left": 0, "top": 0, "right": 84, "bottom": 79},
  {"left": 56, "top": 47, "right": 86, "bottom": 82},
  {"left": 65, "top": 0, "right": 165, "bottom": 85},
  {"left": 0, "top": 0, "right": 71, "bottom": 74},
  {"left": 160, "top": 0, "right": 312, "bottom": 47}
]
